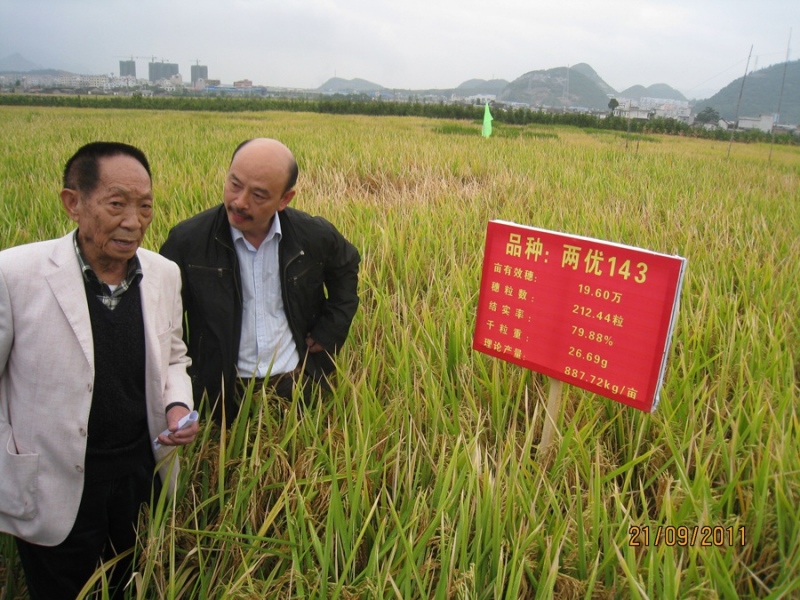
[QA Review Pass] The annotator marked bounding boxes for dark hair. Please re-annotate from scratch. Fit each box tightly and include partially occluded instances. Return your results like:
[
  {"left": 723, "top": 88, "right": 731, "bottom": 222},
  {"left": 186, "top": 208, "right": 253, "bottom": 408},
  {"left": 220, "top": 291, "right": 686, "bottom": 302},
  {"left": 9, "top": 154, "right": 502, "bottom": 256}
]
[
  {"left": 63, "top": 142, "right": 151, "bottom": 194},
  {"left": 231, "top": 138, "right": 298, "bottom": 195}
]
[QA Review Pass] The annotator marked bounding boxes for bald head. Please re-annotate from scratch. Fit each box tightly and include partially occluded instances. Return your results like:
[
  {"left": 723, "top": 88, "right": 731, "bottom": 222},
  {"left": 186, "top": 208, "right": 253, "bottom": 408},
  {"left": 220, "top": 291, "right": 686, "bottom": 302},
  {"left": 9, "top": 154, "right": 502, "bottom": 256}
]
[
  {"left": 223, "top": 138, "right": 299, "bottom": 248},
  {"left": 231, "top": 138, "right": 298, "bottom": 195}
]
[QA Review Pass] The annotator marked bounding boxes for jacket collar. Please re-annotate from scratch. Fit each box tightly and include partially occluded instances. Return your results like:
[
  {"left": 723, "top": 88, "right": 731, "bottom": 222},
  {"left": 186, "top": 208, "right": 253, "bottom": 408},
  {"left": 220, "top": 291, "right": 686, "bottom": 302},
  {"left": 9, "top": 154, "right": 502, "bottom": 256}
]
[
  {"left": 212, "top": 204, "right": 235, "bottom": 249},
  {"left": 277, "top": 208, "right": 303, "bottom": 259},
  {"left": 211, "top": 203, "right": 304, "bottom": 259}
]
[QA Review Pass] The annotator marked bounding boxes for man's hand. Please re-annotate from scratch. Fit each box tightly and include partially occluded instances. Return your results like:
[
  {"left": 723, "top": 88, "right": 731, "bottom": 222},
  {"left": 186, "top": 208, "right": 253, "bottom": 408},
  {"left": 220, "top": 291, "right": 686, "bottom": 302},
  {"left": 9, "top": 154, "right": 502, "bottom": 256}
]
[
  {"left": 305, "top": 335, "right": 325, "bottom": 354},
  {"left": 156, "top": 405, "right": 200, "bottom": 447}
]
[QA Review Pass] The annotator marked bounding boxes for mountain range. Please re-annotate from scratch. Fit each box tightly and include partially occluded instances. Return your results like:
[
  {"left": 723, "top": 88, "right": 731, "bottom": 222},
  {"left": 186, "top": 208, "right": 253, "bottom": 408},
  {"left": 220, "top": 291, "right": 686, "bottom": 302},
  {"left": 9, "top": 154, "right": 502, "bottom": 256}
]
[
  {"left": 2, "top": 52, "right": 798, "bottom": 125},
  {"left": 319, "top": 61, "right": 800, "bottom": 125},
  {"left": 318, "top": 64, "right": 685, "bottom": 108},
  {"left": 0, "top": 53, "right": 74, "bottom": 78}
]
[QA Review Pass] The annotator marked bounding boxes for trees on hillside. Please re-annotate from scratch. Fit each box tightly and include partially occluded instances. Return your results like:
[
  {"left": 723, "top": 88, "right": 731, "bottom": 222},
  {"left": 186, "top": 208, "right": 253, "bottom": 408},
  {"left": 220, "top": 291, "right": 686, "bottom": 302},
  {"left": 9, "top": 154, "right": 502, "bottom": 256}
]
[{"left": 695, "top": 106, "right": 721, "bottom": 124}]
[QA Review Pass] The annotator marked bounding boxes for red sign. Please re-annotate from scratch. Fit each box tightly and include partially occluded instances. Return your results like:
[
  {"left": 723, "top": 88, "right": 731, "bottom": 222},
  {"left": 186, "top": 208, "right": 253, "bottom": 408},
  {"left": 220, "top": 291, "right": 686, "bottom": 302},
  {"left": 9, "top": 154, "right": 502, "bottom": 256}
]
[{"left": 472, "top": 220, "right": 686, "bottom": 412}]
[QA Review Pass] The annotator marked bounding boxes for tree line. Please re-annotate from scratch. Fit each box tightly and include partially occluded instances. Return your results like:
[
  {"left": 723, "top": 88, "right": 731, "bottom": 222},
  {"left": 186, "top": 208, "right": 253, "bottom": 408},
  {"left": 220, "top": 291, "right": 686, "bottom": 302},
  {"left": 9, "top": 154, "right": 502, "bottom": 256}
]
[{"left": 0, "top": 93, "right": 796, "bottom": 145}]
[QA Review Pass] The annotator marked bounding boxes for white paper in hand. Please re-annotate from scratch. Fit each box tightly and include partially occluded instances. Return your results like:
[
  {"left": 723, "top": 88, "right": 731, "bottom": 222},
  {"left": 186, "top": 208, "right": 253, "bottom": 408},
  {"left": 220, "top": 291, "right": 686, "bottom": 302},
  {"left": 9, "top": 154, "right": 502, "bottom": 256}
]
[{"left": 153, "top": 410, "right": 198, "bottom": 450}]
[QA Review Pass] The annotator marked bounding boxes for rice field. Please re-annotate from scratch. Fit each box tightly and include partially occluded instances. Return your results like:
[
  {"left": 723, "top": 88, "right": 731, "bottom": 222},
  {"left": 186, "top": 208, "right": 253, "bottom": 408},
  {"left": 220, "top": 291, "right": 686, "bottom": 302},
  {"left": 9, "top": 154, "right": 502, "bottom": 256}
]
[{"left": 0, "top": 106, "right": 798, "bottom": 599}]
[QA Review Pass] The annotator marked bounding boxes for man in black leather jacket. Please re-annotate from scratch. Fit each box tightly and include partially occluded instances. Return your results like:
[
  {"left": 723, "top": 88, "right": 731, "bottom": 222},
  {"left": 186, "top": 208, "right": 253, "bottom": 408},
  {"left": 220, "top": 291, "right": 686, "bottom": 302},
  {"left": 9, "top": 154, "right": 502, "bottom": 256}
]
[{"left": 160, "top": 138, "right": 360, "bottom": 423}]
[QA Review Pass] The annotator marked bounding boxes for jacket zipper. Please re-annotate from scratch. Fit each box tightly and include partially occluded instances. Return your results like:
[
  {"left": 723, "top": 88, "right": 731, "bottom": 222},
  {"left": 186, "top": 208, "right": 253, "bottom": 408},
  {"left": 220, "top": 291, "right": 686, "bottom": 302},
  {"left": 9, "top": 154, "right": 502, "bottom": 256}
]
[
  {"left": 214, "top": 228, "right": 242, "bottom": 306},
  {"left": 282, "top": 249, "right": 305, "bottom": 340}
]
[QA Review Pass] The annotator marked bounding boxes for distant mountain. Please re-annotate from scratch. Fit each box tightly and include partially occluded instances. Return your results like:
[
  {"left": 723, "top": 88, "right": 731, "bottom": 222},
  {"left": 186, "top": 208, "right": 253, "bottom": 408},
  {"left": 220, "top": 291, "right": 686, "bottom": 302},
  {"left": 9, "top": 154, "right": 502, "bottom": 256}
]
[
  {"left": 570, "top": 63, "right": 616, "bottom": 96},
  {"left": 617, "top": 84, "right": 687, "bottom": 102},
  {"left": 697, "top": 60, "right": 800, "bottom": 125},
  {"left": 4, "top": 68, "right": 74, "bottom": 77},
  {"left": 495, "top": 64, "right": 687, "bottom": 110},
  {"left": 498, "top": 66, "right": 612, "bottom": 110},
  {"left": 0, "top": 53, "right": 43, "bottom": 72},
  {"left": 318, "top": 77, "right": 385, "bottom": 93},
  {"left": 454, "top": 78, "right": 509, "bottom": 95}
]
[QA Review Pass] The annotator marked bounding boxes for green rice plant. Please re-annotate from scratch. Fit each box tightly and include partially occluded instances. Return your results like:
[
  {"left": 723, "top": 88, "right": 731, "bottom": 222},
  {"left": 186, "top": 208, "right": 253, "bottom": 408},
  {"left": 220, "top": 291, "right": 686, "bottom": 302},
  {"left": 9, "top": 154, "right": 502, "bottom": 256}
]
[
  {"left": 433, "top": 122, "right": 480, "bottom": 136},
  {"left": 0, "top": 106, "right": 798, "bottom": 599}
]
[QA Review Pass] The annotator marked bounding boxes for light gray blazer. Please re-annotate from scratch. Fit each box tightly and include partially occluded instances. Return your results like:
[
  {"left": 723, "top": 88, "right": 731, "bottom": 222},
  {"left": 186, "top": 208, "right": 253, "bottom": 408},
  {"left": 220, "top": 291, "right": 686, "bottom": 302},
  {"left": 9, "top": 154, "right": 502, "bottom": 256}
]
[{"left": 0, "top": 231, "right": 193, "bottom": 546}]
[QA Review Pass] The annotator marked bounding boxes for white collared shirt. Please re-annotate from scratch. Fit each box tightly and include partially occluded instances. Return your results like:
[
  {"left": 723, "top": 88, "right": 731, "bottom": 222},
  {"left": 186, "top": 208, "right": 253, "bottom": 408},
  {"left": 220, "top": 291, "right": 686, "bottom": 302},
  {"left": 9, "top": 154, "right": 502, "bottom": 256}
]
[{"left": 231, "top": 217, "right": 299, "bottom": 378}]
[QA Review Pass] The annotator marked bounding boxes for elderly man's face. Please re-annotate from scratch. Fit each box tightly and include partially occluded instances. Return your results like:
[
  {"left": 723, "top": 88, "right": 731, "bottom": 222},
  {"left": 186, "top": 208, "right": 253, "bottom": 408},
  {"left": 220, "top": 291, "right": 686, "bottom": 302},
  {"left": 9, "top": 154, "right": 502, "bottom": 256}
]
[{"left": 66, "top": 155, "right": 153, "bottom": 272}]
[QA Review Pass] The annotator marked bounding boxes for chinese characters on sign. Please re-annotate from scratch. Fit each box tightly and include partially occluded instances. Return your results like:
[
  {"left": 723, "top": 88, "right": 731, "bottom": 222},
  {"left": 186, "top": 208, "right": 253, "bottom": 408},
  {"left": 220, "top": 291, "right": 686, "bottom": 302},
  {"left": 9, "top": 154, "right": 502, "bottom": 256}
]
[{"left": 472, "top": 220, "right": 687, "bottom": 412}]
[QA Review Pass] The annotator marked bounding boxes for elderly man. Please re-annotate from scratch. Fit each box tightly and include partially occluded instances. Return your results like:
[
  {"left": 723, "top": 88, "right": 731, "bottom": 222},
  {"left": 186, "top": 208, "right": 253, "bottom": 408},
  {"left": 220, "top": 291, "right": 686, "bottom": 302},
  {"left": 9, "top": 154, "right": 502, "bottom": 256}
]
[
  {"left": 160, "top": 138, "right": 360, "bottom": 423},
  {"left": 0, "top": 142, "right": 198, "bottom": 599}
]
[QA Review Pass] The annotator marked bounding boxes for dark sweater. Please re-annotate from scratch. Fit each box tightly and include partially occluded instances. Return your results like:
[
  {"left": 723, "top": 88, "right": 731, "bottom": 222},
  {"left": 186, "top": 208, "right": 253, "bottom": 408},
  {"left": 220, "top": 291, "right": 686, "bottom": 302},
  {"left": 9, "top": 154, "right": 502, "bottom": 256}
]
[{"left": 84, "top": 281, "right": 150, "bottom": 481}]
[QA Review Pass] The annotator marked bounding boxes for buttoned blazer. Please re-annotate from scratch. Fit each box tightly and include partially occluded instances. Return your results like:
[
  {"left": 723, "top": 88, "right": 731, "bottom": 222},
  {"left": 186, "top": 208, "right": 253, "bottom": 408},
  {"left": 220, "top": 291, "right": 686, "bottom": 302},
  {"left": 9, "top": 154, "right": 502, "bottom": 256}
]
[{"left": 0, "top": 231, "right": 193, "bottom": 546}]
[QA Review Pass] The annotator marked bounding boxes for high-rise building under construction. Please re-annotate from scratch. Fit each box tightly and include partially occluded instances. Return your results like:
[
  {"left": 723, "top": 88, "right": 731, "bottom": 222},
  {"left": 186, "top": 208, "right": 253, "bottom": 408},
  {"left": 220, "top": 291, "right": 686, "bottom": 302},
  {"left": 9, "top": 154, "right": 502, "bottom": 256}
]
[
  {"left": 119, "top": 60, "right": 136, "bottom": 78},
  {"left": 148, "top": 61, "right": 179, "bottom": 82},
  {"left": 191, "top": 64, "right": 208, "bottom": 85}
]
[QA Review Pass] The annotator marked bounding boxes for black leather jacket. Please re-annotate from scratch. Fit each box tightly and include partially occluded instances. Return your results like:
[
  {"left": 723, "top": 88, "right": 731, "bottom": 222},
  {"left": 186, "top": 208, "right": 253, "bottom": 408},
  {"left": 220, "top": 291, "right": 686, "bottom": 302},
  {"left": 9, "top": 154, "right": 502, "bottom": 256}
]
[{"left": 160, "top": 204, "right": 360, "bottom": 406}]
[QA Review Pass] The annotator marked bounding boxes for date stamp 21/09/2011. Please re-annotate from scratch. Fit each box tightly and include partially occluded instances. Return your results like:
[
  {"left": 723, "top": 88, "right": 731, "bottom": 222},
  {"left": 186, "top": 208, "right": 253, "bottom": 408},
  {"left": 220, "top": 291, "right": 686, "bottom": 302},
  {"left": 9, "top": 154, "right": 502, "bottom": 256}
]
[{"left": 628, "top": 525, "right": 746, "bottom": 547}]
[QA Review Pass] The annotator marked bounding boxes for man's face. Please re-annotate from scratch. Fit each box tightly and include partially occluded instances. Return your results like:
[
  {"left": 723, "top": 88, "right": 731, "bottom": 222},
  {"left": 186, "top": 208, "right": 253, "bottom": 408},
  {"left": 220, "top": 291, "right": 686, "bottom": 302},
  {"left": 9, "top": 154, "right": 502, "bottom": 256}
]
[
  {"left": 63, "top": 155, "right": 153, "bottom": 270},
  {"left": 223, "top": 141, "right": 295, "bottom": 247}
]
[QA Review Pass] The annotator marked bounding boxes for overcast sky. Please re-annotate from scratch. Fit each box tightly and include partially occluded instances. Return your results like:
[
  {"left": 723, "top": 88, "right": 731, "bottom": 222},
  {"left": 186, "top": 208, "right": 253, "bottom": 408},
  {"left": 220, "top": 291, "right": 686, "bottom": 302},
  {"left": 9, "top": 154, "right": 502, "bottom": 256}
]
[{"left": 1, "top": 0, "right": 797, "bottom": 98}]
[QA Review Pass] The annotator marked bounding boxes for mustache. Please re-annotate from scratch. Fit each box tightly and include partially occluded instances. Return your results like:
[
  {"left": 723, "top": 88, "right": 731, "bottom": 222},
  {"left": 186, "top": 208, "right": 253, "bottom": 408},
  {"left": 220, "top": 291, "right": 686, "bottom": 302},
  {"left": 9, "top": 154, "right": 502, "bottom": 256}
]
[{"left": 227, "top": 206, "right": 252, "bottom": 220}]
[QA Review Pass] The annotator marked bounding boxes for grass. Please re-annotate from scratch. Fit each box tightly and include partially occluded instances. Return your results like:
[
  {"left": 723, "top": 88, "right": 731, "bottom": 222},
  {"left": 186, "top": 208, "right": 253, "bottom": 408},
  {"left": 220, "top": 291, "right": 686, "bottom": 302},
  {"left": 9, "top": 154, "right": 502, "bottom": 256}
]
[{"left": 0, "top": 106, "right": 798, "bottom": 598}]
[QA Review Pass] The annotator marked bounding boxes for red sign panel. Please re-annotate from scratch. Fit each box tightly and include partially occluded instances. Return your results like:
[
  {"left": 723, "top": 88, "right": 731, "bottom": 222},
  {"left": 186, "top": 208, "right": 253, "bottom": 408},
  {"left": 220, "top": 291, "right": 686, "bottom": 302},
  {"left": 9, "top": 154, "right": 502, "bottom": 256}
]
[{"left": 472, "top": 220, "right": 686, "bottom": 412}]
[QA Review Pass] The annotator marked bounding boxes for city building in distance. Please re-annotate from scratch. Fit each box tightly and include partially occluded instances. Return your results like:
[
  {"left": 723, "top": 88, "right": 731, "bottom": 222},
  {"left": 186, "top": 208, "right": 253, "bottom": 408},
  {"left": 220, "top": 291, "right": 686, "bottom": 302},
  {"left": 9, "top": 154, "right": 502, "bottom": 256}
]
[
  {"left": 191, "top": 64, "right": 208, "bottom": 86},
  {"left": 149, "top": 61, "right": 179, "bottom": 82},
  {"left": 119, "top": 60, "right": 136, "bottom": 78}
]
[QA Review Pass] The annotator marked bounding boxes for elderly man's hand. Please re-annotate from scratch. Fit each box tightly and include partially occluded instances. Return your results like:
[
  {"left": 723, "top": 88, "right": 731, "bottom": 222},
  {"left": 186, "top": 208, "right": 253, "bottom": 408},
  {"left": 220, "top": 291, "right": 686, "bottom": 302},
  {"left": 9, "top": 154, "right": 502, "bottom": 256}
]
[{"left": 156, "top": 405, "right": 200, "bottom": 447}]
